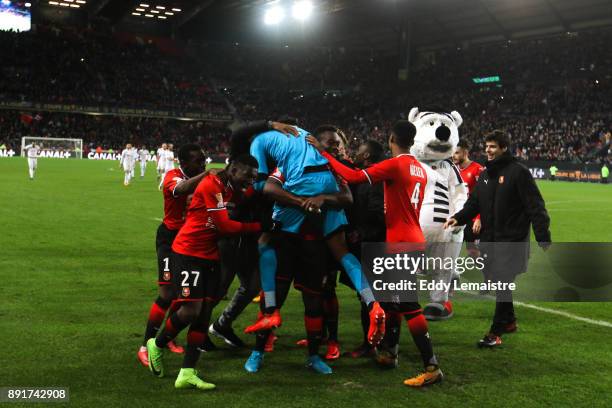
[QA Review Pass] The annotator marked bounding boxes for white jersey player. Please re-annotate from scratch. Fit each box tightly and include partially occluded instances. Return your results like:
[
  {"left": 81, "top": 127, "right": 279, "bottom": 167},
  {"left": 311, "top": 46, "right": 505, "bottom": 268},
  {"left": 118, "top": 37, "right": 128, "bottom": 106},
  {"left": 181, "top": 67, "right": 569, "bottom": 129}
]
[
  {"left": 138, "top": 146, "right": 149, "bottom": 178},
  {"left": 120, "top": 143, "right": 138, "bottom": 186},
  {"left": 164, "top": 143, "right": 175, "bottom": 173},
  {"left": 160, "top": 143, "right": 175, "bottom": 184},
  {"left": 25, "top": 143, "right": 40, "bottom": 180},
  {"left": 129, "top": 146, "right": 138, "bottom": 180},
  {"left": 156, "top": 143, "right": 167, "bottom": 181}
]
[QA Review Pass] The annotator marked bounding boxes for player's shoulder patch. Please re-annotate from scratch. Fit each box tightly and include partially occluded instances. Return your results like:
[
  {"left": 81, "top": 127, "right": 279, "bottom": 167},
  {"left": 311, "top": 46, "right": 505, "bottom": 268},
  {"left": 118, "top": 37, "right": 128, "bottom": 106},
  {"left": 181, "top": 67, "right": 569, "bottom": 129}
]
[{"left": 269, "top": 167, "right": 285, "bottom": 184}]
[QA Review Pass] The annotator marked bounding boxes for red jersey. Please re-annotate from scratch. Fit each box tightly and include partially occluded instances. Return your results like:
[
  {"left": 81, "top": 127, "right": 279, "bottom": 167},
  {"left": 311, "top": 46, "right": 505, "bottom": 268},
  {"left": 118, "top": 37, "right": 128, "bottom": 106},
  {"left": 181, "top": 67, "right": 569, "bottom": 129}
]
[
  {"left": 322, "top": 151, "right": 427, "bottom": 244},
  {"left": 459, "top": 161, "right": 484, "bottom": 194},
  {"left": 172, "top": 174, "right": 261, "bottom": 260},
  {"left": 162, "top": 168, "right": 189, "bottom": 231}
]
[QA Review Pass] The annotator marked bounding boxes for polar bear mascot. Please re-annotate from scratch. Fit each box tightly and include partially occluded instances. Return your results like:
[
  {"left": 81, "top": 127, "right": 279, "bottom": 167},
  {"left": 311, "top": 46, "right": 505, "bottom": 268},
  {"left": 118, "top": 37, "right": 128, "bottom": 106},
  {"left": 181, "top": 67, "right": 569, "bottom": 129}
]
[{"left": 408, "top": 107, "right": 468, "bottom": 321}]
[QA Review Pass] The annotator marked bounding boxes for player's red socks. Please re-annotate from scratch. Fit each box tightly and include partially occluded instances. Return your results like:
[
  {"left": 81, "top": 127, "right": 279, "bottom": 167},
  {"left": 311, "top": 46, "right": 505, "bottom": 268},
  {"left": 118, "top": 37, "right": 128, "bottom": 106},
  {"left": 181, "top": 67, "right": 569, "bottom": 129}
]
[
  {"left": 404, "top": 310, "right": 438, "bottom": 367},
  {"left": 183, "top": 329, "right": 208, "bottom": 368},
  {"left": 305, "top": 315, "right": 324, "bottom": 356},
  {"left": 322, "top": 293, "right": 339, "bottom": 342},
  {"left": 143, "top": 297, "right": 171, "bottom": 346},
  {"left": 156, "top": 312, "right": 189, "bottom": 348}
]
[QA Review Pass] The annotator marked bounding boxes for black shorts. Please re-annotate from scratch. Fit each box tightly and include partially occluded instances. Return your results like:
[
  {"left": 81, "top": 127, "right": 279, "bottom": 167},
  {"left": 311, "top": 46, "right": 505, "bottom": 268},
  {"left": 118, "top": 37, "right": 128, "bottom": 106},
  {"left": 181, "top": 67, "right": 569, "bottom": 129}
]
[
  {"left": 156, "top": 223, "right": 179, "bottom": 286},
  {"left": 276, "top": 235, "right": 328, "bottom": 296},
  {"left": 171, "top": 251, "right": 222, "bottom": 303}
]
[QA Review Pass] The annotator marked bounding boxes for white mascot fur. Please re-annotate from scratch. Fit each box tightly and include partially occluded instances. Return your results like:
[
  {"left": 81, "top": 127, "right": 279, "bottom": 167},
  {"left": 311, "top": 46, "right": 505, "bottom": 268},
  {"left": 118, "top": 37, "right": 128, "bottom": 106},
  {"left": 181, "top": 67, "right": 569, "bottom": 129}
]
[{"left": 408, "top": 107, "right": 468, "bottom": 320}]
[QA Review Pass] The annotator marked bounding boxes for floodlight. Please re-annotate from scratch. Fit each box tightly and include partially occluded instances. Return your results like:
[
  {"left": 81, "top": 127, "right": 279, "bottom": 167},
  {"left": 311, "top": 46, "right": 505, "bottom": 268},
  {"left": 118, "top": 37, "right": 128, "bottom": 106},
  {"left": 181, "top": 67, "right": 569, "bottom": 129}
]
[
  {"left": 292, "top": 1, "right": 312, "bottom": 21},
  {"left": 264, "top": 6, "right": 284, "bottom": 25}
]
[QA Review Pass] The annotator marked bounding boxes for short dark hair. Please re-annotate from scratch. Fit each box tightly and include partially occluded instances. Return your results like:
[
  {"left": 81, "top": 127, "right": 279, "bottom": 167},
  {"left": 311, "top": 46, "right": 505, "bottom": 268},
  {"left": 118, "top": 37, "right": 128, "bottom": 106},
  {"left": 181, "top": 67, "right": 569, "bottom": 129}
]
[
  {"left": 231, "top": 153, "right": 259, "bottom": 169},
  {"left": 277, "top": 116, "right": 299, "bottom": 126},
  {"left": 391, "top": 120, "right": 416, "bottom": 149},
  {"left": 484, "top": 130, "right": 510, "bottom": 149},
  {"left": 364, "top": 140, "right": 384, "bottom": 163},
  {"left": 456, "top": 139, "right": 470, "bottom": 151},
  {"left": 177, "top": 143, "right": 203, "bottom": 164},
  {"left": 313, "top": 124, "right": 339, "bottom": 140}
]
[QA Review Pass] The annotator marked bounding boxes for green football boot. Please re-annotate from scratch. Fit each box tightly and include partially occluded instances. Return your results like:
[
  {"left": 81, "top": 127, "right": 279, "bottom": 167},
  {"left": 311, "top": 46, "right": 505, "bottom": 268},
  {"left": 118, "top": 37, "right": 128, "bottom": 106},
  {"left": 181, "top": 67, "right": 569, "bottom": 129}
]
[
  {"left": 175, "top": 368, "right": 216, "bottom": 391},
  {"left": 146, "top": 338, "right": 165, "bottom": 378}
]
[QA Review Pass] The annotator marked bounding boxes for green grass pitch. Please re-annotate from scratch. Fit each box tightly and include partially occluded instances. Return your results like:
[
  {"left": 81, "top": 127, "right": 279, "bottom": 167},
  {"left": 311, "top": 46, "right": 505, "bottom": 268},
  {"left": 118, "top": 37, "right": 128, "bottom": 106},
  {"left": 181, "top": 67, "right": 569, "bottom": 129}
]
[{"left": 1, "top": 158, "right": 611, "bottom": 407}]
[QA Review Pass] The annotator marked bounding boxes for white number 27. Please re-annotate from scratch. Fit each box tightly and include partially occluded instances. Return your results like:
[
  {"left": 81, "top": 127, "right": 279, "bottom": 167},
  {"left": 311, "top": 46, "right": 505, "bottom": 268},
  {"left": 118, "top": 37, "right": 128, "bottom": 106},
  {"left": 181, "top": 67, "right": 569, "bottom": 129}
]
[{"left": 181, "top": 271, "right": 200, "bottom": 287}]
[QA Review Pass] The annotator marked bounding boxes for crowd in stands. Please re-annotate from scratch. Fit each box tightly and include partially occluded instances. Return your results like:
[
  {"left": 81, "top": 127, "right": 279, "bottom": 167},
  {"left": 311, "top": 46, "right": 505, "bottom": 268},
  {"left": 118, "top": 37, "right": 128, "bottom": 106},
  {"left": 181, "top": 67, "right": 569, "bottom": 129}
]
[
  {"left": 1, "top": 23, "right": 611, "bottom": 163},
  {"left": 0, "top": 111, "right": 230, "bottom": 156},
  {"left": 0, "top": 25, "right": 228, "bottom": 114}
]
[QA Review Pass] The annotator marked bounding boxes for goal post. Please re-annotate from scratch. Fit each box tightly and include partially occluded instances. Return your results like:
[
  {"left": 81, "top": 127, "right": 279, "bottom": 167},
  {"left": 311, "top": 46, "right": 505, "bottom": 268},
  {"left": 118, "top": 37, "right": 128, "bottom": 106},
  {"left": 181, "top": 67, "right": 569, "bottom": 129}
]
[{"left": 21, "top": 137, "right": 83, "bottom": 159}]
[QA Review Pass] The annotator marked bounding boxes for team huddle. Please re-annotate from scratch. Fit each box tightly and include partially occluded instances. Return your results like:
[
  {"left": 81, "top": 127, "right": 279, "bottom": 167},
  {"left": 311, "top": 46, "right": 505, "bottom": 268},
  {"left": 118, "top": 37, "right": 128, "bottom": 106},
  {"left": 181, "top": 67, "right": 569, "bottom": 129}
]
[{"left": 134, "top": 112, "right": 548, "bottom": 391}]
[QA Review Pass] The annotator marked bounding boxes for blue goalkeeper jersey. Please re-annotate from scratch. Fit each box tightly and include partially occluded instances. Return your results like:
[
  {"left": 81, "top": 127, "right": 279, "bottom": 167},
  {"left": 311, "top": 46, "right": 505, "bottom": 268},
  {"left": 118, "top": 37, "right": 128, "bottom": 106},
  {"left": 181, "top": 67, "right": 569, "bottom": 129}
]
[{"left": 249, "top": 127, "right": 329, "bottom": 191}]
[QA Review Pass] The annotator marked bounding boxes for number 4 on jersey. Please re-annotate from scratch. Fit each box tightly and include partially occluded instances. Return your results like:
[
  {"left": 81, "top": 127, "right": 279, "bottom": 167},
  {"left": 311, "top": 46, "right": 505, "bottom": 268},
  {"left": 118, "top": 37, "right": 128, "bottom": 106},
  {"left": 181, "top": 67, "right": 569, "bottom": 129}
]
[{"left": 411, "top": 182, "right": 421, "bottom": 209}]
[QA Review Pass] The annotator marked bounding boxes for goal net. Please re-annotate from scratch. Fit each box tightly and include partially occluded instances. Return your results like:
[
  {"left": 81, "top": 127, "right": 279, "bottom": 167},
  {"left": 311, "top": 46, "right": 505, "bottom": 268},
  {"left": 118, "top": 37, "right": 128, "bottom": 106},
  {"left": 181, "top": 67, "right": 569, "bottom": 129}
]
[{"left": 21, "top": 137, "right": 83, "bottom": 159}]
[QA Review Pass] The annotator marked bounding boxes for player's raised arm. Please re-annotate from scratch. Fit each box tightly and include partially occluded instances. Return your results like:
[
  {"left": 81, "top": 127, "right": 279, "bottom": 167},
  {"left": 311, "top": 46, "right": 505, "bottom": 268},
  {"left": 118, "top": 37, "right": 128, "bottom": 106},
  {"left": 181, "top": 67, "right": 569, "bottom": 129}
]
[
  {"left": 302, "top": 181, "right": 354, "bottom": 211},
  {"left": 263, "top": 175, "right": 306, "bottom": 208},
  {"left": 172, "top": 171, "right": 207, "bottom": 196},
  {"left": 168, "top": 144, "right": 210, "bottom": 196},
  {"left": 230, "top": 120, "right": 299, "bottom": 158},
  {"left": 307, "top": 136, "right": 369, "bottom": 183},
  {"left": 263, "top": 169, "right": 351, "bottom": 212},
  {"left": 307, "top": 135, "right": 400, "bottom": 185}
]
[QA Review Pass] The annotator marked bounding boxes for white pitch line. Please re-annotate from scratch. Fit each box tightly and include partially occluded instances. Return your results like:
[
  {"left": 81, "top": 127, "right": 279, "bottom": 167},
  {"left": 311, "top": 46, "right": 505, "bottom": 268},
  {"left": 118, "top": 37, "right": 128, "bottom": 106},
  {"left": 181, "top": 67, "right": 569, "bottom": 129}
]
[
  {"left": 512, "top": 301, "right": 612, "bottom": 328},
  {"left": 462, "top": 289, "right": 612, "bottom": 328}
]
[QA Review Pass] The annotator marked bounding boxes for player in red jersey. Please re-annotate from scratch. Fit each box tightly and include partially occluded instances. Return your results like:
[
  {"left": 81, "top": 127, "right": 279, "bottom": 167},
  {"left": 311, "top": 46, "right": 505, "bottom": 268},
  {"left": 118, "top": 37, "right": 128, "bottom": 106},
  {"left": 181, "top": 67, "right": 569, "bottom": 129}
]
[
  {"left": 307, "top": 120, "right": 443, "bottom": 387},
  {"left": 138, "top": 144, "right": 208, "bottom": 367},
  {"left": 146, "top": 154, "right": 263, "bottom": 391},
  {"left": 453, "top": 140, "right": 484, "bottom": 257}
]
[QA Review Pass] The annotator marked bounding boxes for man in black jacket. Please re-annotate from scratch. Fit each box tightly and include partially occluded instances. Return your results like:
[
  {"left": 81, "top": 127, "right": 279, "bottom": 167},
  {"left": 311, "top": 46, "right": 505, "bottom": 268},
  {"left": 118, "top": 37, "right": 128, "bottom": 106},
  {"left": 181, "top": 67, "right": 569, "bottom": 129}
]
[{"left": 445, "top": 130, "right": 551, "bottom": 348}]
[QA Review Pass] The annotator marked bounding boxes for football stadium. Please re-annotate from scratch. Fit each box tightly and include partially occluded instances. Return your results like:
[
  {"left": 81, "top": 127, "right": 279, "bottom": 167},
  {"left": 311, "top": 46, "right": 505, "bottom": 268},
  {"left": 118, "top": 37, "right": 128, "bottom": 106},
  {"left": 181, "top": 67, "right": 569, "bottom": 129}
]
[{"left": 1, "top": 0, "right": 611, "bottom": 406}]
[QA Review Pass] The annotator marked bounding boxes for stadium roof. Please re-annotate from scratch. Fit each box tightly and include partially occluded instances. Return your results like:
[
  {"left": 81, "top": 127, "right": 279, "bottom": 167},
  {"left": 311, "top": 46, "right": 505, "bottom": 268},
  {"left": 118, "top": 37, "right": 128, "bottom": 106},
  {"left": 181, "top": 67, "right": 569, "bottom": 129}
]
[{"left": 43, "top": 0, "right": 612, "bottom": 49}]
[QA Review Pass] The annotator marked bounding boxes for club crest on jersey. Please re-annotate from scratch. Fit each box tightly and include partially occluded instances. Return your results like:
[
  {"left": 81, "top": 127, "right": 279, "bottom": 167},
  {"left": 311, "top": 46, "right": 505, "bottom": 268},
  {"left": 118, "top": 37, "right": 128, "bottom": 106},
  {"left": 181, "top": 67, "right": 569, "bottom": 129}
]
[
  {"left": 163, "top": 272, "right": 171, "bottom": 281},
  {"left": 182, "top": 287, "right": 190, "bottom": 297},
  {"left": 499, "top": 176, "right": 505, "bottom": 184}
]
